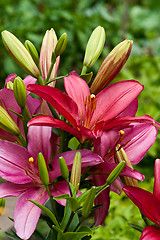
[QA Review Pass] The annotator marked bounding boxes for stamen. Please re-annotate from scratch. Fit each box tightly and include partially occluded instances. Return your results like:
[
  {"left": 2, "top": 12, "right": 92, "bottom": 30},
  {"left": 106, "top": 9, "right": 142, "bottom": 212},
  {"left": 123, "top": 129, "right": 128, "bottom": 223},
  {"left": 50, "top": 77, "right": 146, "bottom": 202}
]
[{"left": 29, "top": 157, "right": 34, "bottom": 162}]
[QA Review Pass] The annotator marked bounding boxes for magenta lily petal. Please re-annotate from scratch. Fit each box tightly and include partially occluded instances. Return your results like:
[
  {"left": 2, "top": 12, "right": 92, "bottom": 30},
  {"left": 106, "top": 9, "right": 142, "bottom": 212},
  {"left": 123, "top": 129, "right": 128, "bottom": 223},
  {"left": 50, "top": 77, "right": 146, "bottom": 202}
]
[
  {"left": 121, "top": 122, "right": 157, "bottom": 165},
  {"left": 0, "top": 140, "right": 32, "bottom": 184},
  {"left": 27, "top": 126, "right": 52, "bottom": 163},
  {"left": 0, "top": 182, "right": 33, "bottom": 198},
  {"left": 123, "top": 186, "right": 160, "bottom": 226},
  {"left": 23, "top": 75, "right": 37, "bottom": 94},
  {"left": 28, "top": 115, "right": 82, "bottom": 140},
  {"left": 117, "top": 98, "right": 138, "bottom": 118},
  {"left": 51, "top": 149, "right": 103, "bottom": 172},
  {"left": 64, "top": 71, "right": 90, "bottom": 121},
  {"left": 14, "top": 187, "right": 48, "bottom": 240},
  {"left": 4, "top": 73, "right": 17, "bottom": 87},
  {"left": 50, "top": 181, "right": 70, "bottom": 205},
  {"left": 90, "top": 80, "right": 143, "bottom": 127},
  {"left": 27, "top": 84, "right": 80, "bottom": 126},
  {"left": 153, "top": 159, "right": 160, "bottom": 201},
  {"left": 140, "top": 226, "right": 160, "bottom": 240}
]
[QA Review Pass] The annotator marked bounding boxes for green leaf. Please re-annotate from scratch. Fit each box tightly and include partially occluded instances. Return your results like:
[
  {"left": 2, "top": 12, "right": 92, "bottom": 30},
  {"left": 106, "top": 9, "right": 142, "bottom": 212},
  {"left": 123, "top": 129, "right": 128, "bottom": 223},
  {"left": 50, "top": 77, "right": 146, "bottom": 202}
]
[
  {"left": 68, "top": 137, "right": 80, "bottom": 150},
  {"left": 28, "top": 199, "right": 60, "bottom": 228},
  {"left": 54, "top": 194, "right": 70, "bottom": 200}
]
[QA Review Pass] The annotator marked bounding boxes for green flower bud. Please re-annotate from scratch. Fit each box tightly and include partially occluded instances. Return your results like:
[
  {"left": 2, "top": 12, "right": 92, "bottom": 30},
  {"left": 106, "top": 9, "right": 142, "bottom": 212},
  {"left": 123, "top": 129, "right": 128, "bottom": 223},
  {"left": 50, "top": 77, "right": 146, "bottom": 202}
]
[
  {"left": 90, "top": 39, "right": 133, "bottom": 94},
  {"left": 70, "top": 152, "right": 81, "bottom": 190},
  {"left": 83, "top": 26, "right": 105, "bottom": 70},
  {"left": 0, "top": 106, "right": 20, "bottom": 136},
  {"left": 82, "top": 186, "right": 96, "bottom": 218},
  {"left": 38, "top": 152, "right": 49, "bottom": 186},
  {"left": 25, "top": 40, "right": 39, "bottom": 67},
  {"left": 55, "top": 33, "right": 67, "bottom": 57},
  {"left": 1, "top": 30, "right": 40, "bottom": 77},
  {"left": 59, "top": 156, "right": 69, "bottom": 179},
  {"left": 106, "top": 161, "right": 125, "bottom": 185},
  {"left": 13, "top": 77, "right": 27, "bottom": 108}
]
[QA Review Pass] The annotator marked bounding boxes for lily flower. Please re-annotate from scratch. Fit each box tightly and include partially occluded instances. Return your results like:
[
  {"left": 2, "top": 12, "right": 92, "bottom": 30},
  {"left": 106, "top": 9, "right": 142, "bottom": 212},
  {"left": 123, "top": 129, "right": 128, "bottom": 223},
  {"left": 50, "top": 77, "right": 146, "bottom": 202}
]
[
  {"left": 123, "top": 159, "right": 160, "bottom": 240},
  {"left": 0, "top": 138, "right": 103, "bottom": 239},
  {"left": 91, "top": 121, "right": 157, "bottom": 226},
  {"left": 27, "top": 71, "right": 144, "bottom": 142}
]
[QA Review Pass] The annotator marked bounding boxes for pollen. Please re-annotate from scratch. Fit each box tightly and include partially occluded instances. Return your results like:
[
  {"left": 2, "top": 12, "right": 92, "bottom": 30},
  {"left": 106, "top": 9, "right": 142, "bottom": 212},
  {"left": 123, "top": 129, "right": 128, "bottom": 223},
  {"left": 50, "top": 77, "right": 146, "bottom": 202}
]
[
  {"left": 119, "top": 130, "right": 125, "bottom": 135},
  {"left": 29, "top": 157, "right": 34, "bottom": 162},
  {"left": 91, "top": 94, "right": 95, "bottom": 98},
  {"left": 0, "top": 206, "right": 6, "bottom": 216}
]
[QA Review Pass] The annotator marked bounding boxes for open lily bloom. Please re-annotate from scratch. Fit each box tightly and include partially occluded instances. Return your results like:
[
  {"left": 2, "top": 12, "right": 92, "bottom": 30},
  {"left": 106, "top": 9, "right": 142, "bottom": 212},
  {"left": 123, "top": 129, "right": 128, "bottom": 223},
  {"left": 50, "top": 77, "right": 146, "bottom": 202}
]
[
  {"left": 0, "top": 137, "right": 103, "bottom": 239},
  {"left": 27, "top": 71, "right": 145, "bottom": 142},
  {"left": 91, "top": 122, "right": 157, "bottom": 225},
  {"left": 123, "top": 159, "right": 160, "bottom": 240}
]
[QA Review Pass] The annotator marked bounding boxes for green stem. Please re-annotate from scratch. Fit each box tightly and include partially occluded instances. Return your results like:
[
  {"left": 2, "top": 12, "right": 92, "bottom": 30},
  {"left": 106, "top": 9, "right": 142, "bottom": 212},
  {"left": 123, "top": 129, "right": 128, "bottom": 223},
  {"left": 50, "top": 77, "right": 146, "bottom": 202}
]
[
  {"left": 45, "top": 55, "right": 56, "bottom": 83},
  {"left": 21, "top": 105, "right": 31, "bottom": 141},
  {"left": 37, "top": 76, "right": 45, "bottom": 85},
  {"left": 64, "top": 211, "right": 75, "bottom": 232},
  {"left": 17, "top": 133, "right": 27, "bottom": 148}
]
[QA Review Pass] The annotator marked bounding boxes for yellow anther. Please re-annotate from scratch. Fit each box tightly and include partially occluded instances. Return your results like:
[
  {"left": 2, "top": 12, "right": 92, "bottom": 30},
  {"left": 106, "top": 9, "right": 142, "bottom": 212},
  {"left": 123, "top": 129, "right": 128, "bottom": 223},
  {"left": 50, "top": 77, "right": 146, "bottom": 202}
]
[
  {"left": 0, "top": 206, "right": 6, "bottom": 216},
  {"left": 29, "top": 157, "right": 34, "bottom": 163},
  {"left": 119, "top": 130, "right": 125, "bottom": 135},
  {"left": 91, "top": 94, "right": 95, "bottom": 98}
]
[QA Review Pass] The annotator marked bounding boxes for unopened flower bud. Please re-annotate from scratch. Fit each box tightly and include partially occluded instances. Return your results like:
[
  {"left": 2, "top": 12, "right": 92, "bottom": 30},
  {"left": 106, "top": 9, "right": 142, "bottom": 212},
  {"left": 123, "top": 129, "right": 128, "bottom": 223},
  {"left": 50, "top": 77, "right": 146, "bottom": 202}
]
[
  {"left": 70, "top": 152, "right": 81, "bottom": 190},
  {"left": 0, "top": 106, "right": 20, "bottom": 136},
  {"left": 83, "top": 26, "right": 105, "bottom": 70},
  {"left": 38, "top": 152, "right": 49, "bottom": 186},
  {"left": 82, "top": 186, "right": 96, "bottom": 218},
  {"left": 13, "top": 77, "right": 27, "bottom": 108},
  {"left": 25, "top": 40, "right": 39, "bottom": 67},
  {"left": 59, "top": 156, "right": 69, "bottom": 179},
  {"left": 90, "top": 39, "right": 133, "bottom": 94},
  {"left": 106, "top": 161, "right": 125, "bottom": 185},
  {"left": 55, "top": 33, "right": 67, "bottom": 57},
  {"left": 1, "top": 30, "right": 40, "bottom": 77},
  {"left": 40, "top": 28, "right": 60, "bottom": 82},
  {"left": 114, "top": 144, "right": 138, "bottom": 187}
]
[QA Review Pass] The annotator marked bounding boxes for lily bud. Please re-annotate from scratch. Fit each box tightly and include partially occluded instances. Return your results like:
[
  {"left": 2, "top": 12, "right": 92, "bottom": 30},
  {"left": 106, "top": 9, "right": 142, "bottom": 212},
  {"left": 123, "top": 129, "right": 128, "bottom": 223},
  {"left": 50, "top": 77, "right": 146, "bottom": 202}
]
[
  {"left": 55, "top": 33, "right": 67, "bottom": 57},
  {"left": 59, "top": 156, "right": 69, "bottom": 179},
  {"left": 13, "top": 77, "right": 27, "bottom": 108},
  {"left": 25, "top": 40, "right": 39, "bottom": 67},
  {"left": 70, "top": 152, "right": 81, "bottom": 190},
  {"left": 106, "top": 161, "right": 126, "bottom": 185},
  {"left": 40, "top": 28, "right": 60, "bottom": 82},
  {"left": 83, "top": 26, "right": 105, "bottom": 71},
  {"left": 114, "top": 144, "right": 138, "bottom": 187},
  {"left": 90, "top": 39, "right": 133, "bottom": 94},
  {"left": 38, "top": 152, "right": 49, "bottom": 186},
  {"left": 82, "top": 186, "right": 96, "bottom": 218},
  {"left": 1, "top": 30, "right": 40, "bottom": 77},
  {"left": 0, "top": 106, "right": 20, "bottom": 136}
]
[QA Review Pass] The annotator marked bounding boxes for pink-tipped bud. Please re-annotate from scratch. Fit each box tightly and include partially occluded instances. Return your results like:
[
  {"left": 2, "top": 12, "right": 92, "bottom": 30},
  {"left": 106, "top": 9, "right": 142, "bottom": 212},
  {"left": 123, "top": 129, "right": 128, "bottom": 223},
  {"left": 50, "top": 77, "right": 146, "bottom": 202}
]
[
  {"left": 39, "top": 28, "right": 60, "bottom": 84},
  {"left": 90, "top": 39, "right": 133, "bottom": 94}
]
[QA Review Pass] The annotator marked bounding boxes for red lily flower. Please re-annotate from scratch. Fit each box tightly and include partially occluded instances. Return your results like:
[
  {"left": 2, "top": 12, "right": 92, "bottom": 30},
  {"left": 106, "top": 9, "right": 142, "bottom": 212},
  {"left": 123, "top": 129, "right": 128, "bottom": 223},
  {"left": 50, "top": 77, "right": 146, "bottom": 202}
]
[
  {"left": 27, "top": 71, "right": 144, "bottom": 142},
  {"left": 123, "top": 159, "right": 160, "bottom": 239}
]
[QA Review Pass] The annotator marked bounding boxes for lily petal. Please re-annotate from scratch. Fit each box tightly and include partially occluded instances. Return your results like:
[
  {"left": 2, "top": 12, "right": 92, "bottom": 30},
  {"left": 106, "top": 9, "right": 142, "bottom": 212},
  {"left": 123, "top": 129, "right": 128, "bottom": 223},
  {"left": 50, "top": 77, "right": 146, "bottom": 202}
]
[
  {"left": 0, "top": 182, "right": 33, "bottom": 198},
  {"left": 140, "top": 225, "right": 160, "bottom": 240},
  {"left": 27, "top": 84, "right": 80, "bottom": 126},
  {"left": 0, "top": 140, "right": 31, "bottom": 184},
  {"left": 27, "top": 126, "right": 52, "bottom": 163},
  {"left": 153, "top": 159, "right": 160, "bottom": 201},
  {"left": 64, "top": 71, "right": 90, "bottom": 121},
  {"left": 14, "top": 187, "right": 48, "bottom": 240},
  {"left": 123, "top": 186, "right": 160, "bottom": 227},
  {"left": 90, "top": 80, "right": 143, "bottom": 127}
]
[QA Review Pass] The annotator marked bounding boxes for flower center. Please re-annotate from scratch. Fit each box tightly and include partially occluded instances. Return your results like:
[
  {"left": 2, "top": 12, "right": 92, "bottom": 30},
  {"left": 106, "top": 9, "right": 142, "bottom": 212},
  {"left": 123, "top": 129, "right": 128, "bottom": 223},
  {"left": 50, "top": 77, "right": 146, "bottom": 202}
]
[
  {"left": 25, "top": 157, "right": 41, "bottom": 185},
  {"left": 84, "top": 94, "right": 97, "bottom": 128}
]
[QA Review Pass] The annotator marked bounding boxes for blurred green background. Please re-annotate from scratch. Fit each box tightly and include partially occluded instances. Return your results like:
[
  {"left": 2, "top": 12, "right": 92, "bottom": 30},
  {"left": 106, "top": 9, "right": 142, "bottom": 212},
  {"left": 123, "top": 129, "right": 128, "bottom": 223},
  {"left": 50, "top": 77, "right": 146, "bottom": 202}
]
[{"left": 0, "top": 0, "right": 160, "bottom": 239}]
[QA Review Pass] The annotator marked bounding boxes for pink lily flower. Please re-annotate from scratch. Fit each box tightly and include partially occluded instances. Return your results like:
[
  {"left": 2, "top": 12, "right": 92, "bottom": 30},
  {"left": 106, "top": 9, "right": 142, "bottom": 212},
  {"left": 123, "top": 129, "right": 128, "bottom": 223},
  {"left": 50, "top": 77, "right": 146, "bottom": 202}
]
[
  {"left": 0, "top": 138, "right": 103, "bottom": 239},
  {"left": 27, "top": 71, "right": 144, "bottom": 142},
  {"left": 91, "top": 122, "right": 157, "bottom": 226},
  {"left": 123, "top": 159, "right": 160, "bottom": 240}
]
